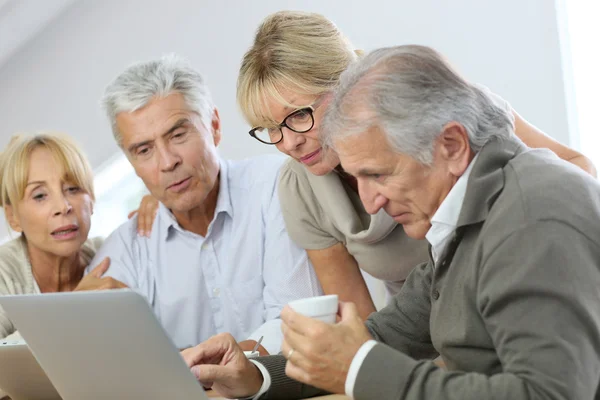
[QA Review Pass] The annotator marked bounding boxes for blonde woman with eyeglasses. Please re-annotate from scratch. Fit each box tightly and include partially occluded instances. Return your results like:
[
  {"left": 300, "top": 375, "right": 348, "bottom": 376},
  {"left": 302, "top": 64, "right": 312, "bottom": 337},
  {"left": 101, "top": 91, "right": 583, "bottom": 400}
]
[{"left": 237, "top": 10, "right": 596, "bottom": 319}]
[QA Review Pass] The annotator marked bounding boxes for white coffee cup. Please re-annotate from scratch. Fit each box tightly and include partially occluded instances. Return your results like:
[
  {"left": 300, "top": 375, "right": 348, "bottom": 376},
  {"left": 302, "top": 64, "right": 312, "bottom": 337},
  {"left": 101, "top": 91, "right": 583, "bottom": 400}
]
[
  {"left": 244, "top": 350, "right": 259, "bottom": 358},
  {"left": 287, "top": 294, "right": 339, "bottom": 324}
]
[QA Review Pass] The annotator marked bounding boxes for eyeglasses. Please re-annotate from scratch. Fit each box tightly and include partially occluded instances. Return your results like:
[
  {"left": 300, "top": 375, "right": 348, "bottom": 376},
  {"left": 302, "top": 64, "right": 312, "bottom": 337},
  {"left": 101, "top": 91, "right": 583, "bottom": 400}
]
[{"left": 249, "top": 105, "right": 318, "bottom": 145}]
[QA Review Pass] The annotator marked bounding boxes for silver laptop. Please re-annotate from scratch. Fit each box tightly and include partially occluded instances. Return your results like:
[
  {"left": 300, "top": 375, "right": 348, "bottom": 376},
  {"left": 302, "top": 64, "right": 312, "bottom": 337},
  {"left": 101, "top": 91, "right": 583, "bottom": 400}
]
[
  {"left": 0, "top": 290, "right": 209, "bottom": 400},
  {"left": 0, "top": 340, "right": 61, "bottom": 400}
]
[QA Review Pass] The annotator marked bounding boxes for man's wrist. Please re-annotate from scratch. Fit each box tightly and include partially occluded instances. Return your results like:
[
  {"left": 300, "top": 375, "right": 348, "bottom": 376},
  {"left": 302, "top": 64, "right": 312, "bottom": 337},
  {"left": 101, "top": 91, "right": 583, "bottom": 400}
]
[
  {"left": 239, "top": 360, "right": 271, "bottom": 400},
  {"left": 238, "top": 340, "right": 269, "bottom": 356},
  {"left": 345, "top": 340, "right": 378, "bottom": 398}
]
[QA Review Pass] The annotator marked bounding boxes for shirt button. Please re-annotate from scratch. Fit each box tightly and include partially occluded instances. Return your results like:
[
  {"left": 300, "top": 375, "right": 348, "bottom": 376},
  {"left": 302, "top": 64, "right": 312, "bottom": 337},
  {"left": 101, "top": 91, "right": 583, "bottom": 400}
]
[
  {"left": 432, "top": 290, "right": 440, "bottom": 300},
  {"left": 213, "top": 288, "right": 220, "bottom": 297},
  {"left": 201, "top": 243, "right": 209, "bottom": 250}
]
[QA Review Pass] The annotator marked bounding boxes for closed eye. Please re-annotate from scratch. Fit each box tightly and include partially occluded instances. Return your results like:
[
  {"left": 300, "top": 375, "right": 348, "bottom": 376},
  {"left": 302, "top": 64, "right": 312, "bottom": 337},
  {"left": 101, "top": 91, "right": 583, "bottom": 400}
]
[
  {"left": 368, "top": 173, "right": 387, "bottom": 183},
  {"left": 136, "top": 146, "right": 151, "bottom": 156},
  {"left": 172, "top": 131, "right": 187, "bottom": 140},
  {"left": 66, "top": 186, "right": 81, "bottom": 193}
]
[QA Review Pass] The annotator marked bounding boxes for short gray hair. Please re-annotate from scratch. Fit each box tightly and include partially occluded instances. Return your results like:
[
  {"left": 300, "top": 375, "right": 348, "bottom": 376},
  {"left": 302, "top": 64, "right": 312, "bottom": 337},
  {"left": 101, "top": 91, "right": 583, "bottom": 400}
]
[
  {"left": 322, "top": 45, "right": 514, "bottom": 165},
  {"left": 102, "top": 54, "right": 214, "bottom": 146}
]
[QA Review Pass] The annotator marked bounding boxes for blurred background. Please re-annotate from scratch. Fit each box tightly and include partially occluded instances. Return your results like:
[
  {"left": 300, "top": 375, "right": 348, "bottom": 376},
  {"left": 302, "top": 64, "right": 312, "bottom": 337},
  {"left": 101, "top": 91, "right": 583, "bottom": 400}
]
[{"left": 0, "top": 0, "right": 597, "bottom": 305}]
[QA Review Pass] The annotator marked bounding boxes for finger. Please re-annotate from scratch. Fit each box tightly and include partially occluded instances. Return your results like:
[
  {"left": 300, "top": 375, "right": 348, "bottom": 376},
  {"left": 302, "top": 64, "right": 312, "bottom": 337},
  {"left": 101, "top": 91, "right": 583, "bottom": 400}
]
[
  {"left": 281, "top": 338, "right": 309, "bottom": 367},
  {"left": 280, "top": 338, "right": 291, "bottom": 359},
  {"left": 182, "top": 343, "right": 225, "bottom": 367},
  {"left": 128, "top": 210, "right": 138, "bottom": 219},
  {"left": 338, "top": 302, "right": 360, "bottom": 322},
  {"left": 282, "top": 322, "right": 324, "bottom": 359},
  {"left": 134, "top": 208, "right": 145, "bottom": 236},
  {"left": 180, "top": 347, "right": 203, "bottom": 366},
  {"left": 190, "top": 365, "right": 214, "bottom": 388},
  {"left": 145, "top": 197, "right": 159, "bottom": 237},
  {"left": 281, "top": 306, "right": 327, "bottom": 337},
  {"left": 190, "top": 363, "right": 228, "bottom": 385},
  {"left": 89, "top": 257, "right": 111, "bottom": 278},
  {"left": 143, "top": 201, "right": 153, "bottom": 236},
  {"left": 182, "top": 346, "right": 204, "bottom": 367},
  {"left": 103, "top": 278, "right": 128, "bottom": 289},
  {"left": 284, "top": 359, "right": 312, "bottom": 387}
]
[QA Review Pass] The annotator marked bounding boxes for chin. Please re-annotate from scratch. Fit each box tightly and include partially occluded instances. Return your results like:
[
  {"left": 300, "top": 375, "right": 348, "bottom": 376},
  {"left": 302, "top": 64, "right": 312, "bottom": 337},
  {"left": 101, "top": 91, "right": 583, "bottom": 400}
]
[
  {"left": 50, "top": 241, "right": 86, "bottom": 258},
  {"left": 304, "top": 162, "right": 335, "bottom": 177},
  {"left": 401, "top": 223, "right": 429, "bottom": 241},
  {"left": 165, "top": 192, "right": 207, "bottom": 214}
]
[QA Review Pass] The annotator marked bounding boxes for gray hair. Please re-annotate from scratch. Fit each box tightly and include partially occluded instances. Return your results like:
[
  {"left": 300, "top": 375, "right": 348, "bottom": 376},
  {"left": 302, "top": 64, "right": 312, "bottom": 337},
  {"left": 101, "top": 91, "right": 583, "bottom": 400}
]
[
  {"left": 322, "top": 45, "right": 514, "bottom": 165},
  {"left": 102, "top": 54, "right": 214, "bottom": 146}
]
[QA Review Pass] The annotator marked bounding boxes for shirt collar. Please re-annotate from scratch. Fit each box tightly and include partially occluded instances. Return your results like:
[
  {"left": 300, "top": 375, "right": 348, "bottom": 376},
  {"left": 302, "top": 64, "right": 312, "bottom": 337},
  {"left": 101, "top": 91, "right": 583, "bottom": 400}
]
[
  {"left": 158, "top": 158, "right": 233, "bottom": 240},
  {"left": 456, "top": 136, "right": 526, "bottom": 227},
  {"left": 427, "top": 153, "right": 479, "bottom": 240}
]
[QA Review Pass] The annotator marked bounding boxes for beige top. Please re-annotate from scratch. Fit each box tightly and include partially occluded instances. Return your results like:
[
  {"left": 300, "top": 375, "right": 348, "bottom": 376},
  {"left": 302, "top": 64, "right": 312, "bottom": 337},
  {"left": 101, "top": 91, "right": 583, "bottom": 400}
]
[
  {"left": 0, "top": 235, "right": 104, "bottom": 339},
  {"left": 278, "top": 86, "right": 512, "bottom": 298},
  {"left": 278, "top": 160, "right": 429, "bottom": 296}
]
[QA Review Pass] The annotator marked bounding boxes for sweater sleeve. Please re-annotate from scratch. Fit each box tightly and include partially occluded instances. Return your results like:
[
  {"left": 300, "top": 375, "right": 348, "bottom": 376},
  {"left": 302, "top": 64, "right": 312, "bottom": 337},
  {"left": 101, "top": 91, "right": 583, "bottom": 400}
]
[
  {"left": 253, "top": 355, "right": 330, "bottom": 399},
  {"left": 0, "top": 239, "right": 29, "bottom": 339},
  {"left": 352, "top": 221, "right": 600, "bottom": 400}
]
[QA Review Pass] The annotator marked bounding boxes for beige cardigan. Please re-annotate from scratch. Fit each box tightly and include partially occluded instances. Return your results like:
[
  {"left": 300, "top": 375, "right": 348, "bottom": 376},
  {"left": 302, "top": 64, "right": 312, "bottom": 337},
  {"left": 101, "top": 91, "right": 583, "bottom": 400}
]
[{"left": 0, "top": 235, "right": 104, "bottom": 339}]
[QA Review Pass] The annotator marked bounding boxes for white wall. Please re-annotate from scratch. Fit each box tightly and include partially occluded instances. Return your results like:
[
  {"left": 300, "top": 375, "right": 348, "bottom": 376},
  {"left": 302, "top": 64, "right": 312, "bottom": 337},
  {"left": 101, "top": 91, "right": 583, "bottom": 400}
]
[
  {"left": 0, "top": 0, "right": 571, "bottom": 244},
  {"left": 0, "top": 0, "right": 571, "bottom": 158}
]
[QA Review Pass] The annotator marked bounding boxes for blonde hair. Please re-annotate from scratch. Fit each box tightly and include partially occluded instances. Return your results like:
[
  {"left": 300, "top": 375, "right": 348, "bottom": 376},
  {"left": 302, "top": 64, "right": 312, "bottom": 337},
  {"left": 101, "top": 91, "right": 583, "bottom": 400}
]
[
  {"left": 0, "top": 133, "right": 95, "bottom": 211},
  {"left": 237, "top": 11, "right": 360, "bottom": 128}
]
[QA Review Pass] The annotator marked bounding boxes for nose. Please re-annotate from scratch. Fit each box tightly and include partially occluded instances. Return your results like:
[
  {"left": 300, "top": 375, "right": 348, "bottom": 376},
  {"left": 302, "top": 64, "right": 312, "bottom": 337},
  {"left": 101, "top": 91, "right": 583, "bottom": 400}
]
[
  {"left": 53, "top": 194, "right": 73, "bottom": 216},
  {"left": 358, "top": 179, "right": 388, "bottom": 215},
  {"left": 157, "top": 143, "right": 181, "bottom": 172},
  {"left": 280, "top": 127, "right": 306, "bottom": 153}
]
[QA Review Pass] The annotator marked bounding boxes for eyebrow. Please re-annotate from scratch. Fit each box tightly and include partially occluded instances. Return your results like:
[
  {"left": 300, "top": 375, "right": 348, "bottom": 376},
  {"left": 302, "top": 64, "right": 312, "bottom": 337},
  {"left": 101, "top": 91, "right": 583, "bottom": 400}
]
[
  {"left": 127, "top": 118, "right": 190, "bottom": 154},
  {"left": 282, "top": 97, "right": 299, "bottom": 112},
  {"left": 26, "top": 181, "right": 46, "bottom": 187},
  {"left": 355, "top": 168, "right": 380, "bottom": 177}
]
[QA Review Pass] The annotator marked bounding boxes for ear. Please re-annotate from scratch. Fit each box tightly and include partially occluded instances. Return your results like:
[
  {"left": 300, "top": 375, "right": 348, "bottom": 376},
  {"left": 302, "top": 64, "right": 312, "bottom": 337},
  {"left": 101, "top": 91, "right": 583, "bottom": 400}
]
[
  {"left": 211, "top": 108, "right": 222, "bottom": 147},
  {"left": 436, "top": 122, "right": 473, "bottom": 177},
  {"left": 5, "top": 205, "right": 22, "bottom": 233}
]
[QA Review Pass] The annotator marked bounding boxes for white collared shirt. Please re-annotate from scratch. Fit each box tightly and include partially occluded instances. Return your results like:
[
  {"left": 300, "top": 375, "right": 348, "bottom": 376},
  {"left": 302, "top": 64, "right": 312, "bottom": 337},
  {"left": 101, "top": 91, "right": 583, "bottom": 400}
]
[
  {"left": 88, "top": 155, "right": 322, "bottom": 354},
  {"left": 425, "top": 153, "right": 479, "bottom": 265}
]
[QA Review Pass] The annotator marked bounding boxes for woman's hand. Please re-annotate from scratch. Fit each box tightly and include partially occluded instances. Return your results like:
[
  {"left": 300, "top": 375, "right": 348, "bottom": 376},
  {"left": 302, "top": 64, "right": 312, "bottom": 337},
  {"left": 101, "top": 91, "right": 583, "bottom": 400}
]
[
  {"left": 128, "top": 195, "right": 159, "bottom": 237},
  {"left": 74, "top": 257, "right": 128, "bottom": 291}
]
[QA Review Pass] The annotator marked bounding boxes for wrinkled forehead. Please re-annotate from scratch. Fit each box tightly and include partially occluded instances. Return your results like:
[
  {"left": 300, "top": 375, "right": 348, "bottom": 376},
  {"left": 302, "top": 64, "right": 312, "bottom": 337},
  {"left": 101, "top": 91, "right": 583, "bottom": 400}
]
[
  {"left": 323, "top": 98, "right": 377, "bottom": 151},
  {"left": 116, "top": 94, "right": 203, "bottom": 140},
  {"left": 334, "top": 127, "right": 394, "bottom": 171}
]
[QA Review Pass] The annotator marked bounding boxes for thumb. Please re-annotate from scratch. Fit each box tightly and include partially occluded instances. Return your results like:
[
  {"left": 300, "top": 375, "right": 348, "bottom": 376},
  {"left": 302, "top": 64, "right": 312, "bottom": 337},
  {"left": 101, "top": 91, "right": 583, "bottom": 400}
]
[
  {"left": 338, "top": 301, "right": 360, "bottom": 322},
  {"left": 190, "top": 364, "right": 227, "bottom": 384},
  {"left": 127, "top": 210, "right": 138, "bottom": 219},
  {"left": 89, "top": 257, "right": 111, "bottom": 278}
]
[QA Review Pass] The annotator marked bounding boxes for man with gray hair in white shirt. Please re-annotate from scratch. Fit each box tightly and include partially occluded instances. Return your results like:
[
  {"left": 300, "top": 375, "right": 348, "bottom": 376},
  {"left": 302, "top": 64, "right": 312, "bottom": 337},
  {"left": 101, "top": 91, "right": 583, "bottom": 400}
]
[{"left": 88, "top": 54, "right": 322, "bottom": 355}]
